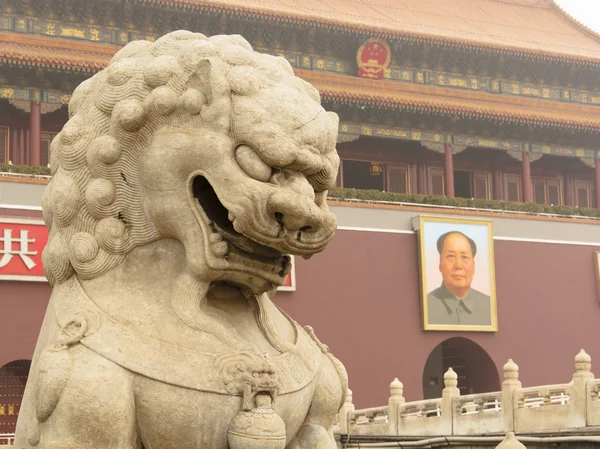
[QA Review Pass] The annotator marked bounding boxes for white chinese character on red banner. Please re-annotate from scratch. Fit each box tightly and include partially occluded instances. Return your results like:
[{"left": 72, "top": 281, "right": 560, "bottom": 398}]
[{"left": 0, "top": 228, "right": 38, "bottom": 270}]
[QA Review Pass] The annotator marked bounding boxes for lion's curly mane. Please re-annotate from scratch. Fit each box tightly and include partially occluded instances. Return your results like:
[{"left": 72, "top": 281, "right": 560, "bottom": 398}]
[{"left": 41, "top": 30, "right": 324, "bottom": 286}]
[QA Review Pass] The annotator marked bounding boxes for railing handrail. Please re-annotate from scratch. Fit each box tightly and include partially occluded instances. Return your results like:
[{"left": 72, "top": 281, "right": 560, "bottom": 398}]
[
  {"left": 0, "top": 171, "right": 52, "bottom": 180},
  {"left": 455, "top": 391, "right": 502, "bottom": 402},
  {"left": 400, "top": 398, "right": 443, "bottom": 409},
  {"left": 516, "top": 383, "right": 571, "bottom": 395},
  {"left": 340, "top": 350, "right": 597, "bottom": 437},
  {"left": 1, "top": 173, "right": 598, "bottom": 221},
  {"left": 328, "top": 196, "right": 600, "bottom": 221},
  {"left": 350, "top": 405, "right": 389, "bottom": 419}
]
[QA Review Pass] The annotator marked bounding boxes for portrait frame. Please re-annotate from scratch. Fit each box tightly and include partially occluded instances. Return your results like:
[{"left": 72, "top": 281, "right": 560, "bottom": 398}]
[{"left": 414, "top": 215, "right": 498, "bottom": 332}]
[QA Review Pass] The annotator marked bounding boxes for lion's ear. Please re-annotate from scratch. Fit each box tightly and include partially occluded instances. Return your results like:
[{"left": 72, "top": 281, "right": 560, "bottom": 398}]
[{"left": 187, "top": 59, "right": 213, "bottom": 105}]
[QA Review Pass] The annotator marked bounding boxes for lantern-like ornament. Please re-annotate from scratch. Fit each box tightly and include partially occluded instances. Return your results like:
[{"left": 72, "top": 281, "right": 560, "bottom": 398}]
[
  {"left": 370, "top": 162, "right": 383, "bottom": 176},
  {"left": 357, "top": 39, "right": 391, "bottom": 80}
]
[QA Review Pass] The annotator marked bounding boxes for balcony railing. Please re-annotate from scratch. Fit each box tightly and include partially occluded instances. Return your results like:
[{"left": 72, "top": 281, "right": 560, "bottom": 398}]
[
  {"left": 336, "top": 350, "right": 599, "bottom": 438},
  {"left": 0, "top": 434, "right": 14, "bottom": 446},
  {"left": 2, "top": 165, "right": 600, "bottom": 220}
]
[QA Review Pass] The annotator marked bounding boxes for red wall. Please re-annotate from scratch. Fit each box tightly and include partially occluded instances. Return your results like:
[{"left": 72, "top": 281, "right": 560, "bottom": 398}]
[
  {"left": 0, "top": 282, "right": 50, "bottom": 367},
  {"left": 2, "top": 229, "right": 600, "bottom": 409},
  {"left": 274, "top": 231, "right": 600, "bottom": 407}
]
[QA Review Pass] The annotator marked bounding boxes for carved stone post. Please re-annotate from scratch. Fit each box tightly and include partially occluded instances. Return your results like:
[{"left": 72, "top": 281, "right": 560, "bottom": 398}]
[
  {"left": 338, "top": 388, "right": 354, "bottom": 435},
  {"left": 571, "top": 349, "right": 593, "bottom": 428},
  {"left": 495, "top": 432, "right": 526, "bottom": 449},
  {"left": 444, "top": 143, "right": 455, "bottom": 198},
  {"left": 388, "top": 378, "right": 405, "bottom": 435},
  {"left": 29, "top": 101, "right": 41, "bottom": 166},
  {"left": 442, "top": 368, "right": 459, "bottom": 435},
  {"left": 501, "top": 359, "right": 521, "bottom": 433},
  {"left": 521, "top": 151, "right": 532, "bottom": 203},
  {"left": 595, "top": 160, "right": 600, "bottom": 209}
]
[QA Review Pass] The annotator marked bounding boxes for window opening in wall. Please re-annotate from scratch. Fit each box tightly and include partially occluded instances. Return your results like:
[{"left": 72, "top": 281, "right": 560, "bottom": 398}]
[
  {"left": 454, "top": 170, "right": 490, "bottom": 199},
  {"left": 505, "top": 174, "right": 522, "bottom": 202},
  {"left": 428, "top": 167, "right": 445, "bottom": 196},
  {"left": 341, "top": 159, "right": 384, "bottom": 191},
  {"left": 387, "top": 164, "right": 410, "bottom": 194},
  {"left": 575, "top": 181, "right": 595, "bottom": 208},
  {"left": 531, "top": 177, "right": 562, "bottom": 206},
  {"left": 454, "top": 170, "right": 472, "bottom": 198},
  {"left": 41, "top": 132, "right": 58, "bottom": 167},
  {"left": 0, "top": 126, "right": 8, "bottom": 164}
]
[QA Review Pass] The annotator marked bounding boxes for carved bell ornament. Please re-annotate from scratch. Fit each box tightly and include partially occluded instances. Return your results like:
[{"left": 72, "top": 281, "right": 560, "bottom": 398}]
[{"left": 227, "top": 387, "right": 286, "bottom": 449}]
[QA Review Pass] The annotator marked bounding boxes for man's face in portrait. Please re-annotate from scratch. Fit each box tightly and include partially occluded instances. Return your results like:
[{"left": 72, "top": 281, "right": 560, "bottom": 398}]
[{"left": 439, "top": 233, "right": 475, "bottom": 298}]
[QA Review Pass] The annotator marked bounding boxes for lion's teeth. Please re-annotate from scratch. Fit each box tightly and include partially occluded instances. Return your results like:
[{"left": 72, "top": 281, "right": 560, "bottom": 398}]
[
  {"left": 228, "top": 211, "right": 235, "bottom": 222},
  {"left": 211, "top": 241, "right": 228, "bottom": 257},
  {"left": 232, "top": 220, "right": 242, "bottom": 233},
  {"left": 302, "top": 254, "right": 312, "bottom": 260},
  {"left": 209, "top": 232, "right": 223, "bottom": 243}
]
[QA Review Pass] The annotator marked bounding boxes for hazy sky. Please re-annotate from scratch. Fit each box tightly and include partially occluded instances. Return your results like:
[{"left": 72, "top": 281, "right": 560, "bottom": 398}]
[{"left": 554, "top": 0, "right": 600, "bottom": 33}]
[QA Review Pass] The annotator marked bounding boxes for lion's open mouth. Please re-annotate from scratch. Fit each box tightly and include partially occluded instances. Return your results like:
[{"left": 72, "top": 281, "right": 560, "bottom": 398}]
[{"left": 193, "top": 176, "right": 290, "bottom": 276}]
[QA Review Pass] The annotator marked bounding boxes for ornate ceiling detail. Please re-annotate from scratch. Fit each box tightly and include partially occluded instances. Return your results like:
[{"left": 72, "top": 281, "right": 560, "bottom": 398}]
[
  {"left": 507, "top": 151, "right": 543, "bottom": 162},
  {"left": 580, "top": 157, "right": 596, "bottom": 169},
  {"left": 337, "top": 133, "right": 360, "bottom": 143},
  {"left": 421, "top": 142, "right": 444, "bottom": 153},
  {"left": 8, "top": 99, "right": 64, "bottom": 114}
]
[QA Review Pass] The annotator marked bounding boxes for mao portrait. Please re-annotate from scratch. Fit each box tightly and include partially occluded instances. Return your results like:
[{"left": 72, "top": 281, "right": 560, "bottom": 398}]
[{"left": 416, "top": 216, "right": 498, "bottom": 332}]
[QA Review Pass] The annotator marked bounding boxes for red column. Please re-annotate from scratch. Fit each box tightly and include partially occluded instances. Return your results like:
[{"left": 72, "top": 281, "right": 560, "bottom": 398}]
[
  {"left": 522, "top": 151, "right": 532, "bottom": 203},
  {"left": 492, "top": 170, "right": 502, "bottom": 200},
  {"left": 444, "top": 144, "right": 454, "bottom": 198},
  {"left": 29, "top": 101, "right": 41, "bottom": 166},
  {"left": 564, "top": 173, "right": 573, "bottom": 207},
  {"left": 417, "top": 161, "right": 426, "bottom": 194},
  {"left": 595, "top": 159, "right": 600, "bottom": 209}
]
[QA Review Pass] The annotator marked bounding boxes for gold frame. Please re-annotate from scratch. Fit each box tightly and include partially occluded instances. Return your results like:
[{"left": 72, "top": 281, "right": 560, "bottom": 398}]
[{"left": 417, "top": 215, "right": 498, "bottom": 332}]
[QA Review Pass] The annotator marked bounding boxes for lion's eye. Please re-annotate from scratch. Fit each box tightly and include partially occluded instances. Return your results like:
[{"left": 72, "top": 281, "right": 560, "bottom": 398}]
[{"left": 235, "top": 144, "right": 272, "bottom": 182}]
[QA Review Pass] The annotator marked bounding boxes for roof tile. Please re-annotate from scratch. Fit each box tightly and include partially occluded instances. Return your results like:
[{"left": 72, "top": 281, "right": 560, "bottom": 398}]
[
  {"left": 141, "top": 0, "right": 600, "bottom": 63},
  {"left": 300, "top": 69, "right": 600, "bottom": 131},
  {"left": 0, "top": 33, "right": 118, "bottom": 72},
  {"left": 2, "top": 33, "right": 598, "bottom": 131}
]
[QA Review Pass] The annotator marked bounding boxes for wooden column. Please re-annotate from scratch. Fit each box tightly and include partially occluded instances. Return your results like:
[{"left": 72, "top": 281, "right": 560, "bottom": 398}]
[
  {"left": 493, "top": 170, "right": 503, "bottom": 201},
  {"left": 564, "top": 173, "right": 574, "bottom": 207},
  {"left": 595, "top": 159, "right": 600, "bottom": 209},
  {"left": 417, "top": 160, "right": 427, "bottom": 194},
  {"left": 444, "top": 143, "right": 455, "bottom": 198},
  {"left": 521, "top": 151, "right": 532, "bottom": 203},
  {"left": 29, "top": 101, "right": 41, "bottom": 166}
]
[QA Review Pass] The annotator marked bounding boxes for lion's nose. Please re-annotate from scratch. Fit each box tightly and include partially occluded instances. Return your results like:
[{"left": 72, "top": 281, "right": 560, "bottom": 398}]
[{"left": 270, "top": 197, "right": 321, "bottom": 233}]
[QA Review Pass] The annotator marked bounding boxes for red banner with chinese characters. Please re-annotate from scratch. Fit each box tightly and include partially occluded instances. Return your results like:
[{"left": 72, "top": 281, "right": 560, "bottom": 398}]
[
  {"left": 357, "top": 38, "right": 391, "bottom": 80},
  {"left": 0, "top": 218, "right": 296, "bottom": 288},
  {"left": 0, "top": 219, "right": 48, "bottom": 281}
]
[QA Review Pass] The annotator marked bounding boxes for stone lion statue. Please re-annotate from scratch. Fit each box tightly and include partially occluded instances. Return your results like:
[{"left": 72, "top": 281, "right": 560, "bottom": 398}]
[{"left": 15, "top": 30, "right": 347, "bottom": 449}]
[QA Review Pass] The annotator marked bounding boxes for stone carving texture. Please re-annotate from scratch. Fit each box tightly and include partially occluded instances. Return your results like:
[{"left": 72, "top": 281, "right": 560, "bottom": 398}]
[{"left": 15, "top": 30, "right": 347, "bottom": 449}]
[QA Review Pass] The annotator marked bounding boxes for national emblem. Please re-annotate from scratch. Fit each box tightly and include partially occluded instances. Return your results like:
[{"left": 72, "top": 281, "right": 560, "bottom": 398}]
[{"left": 357, "top": 38, "right": 391, "bottom": 80}]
